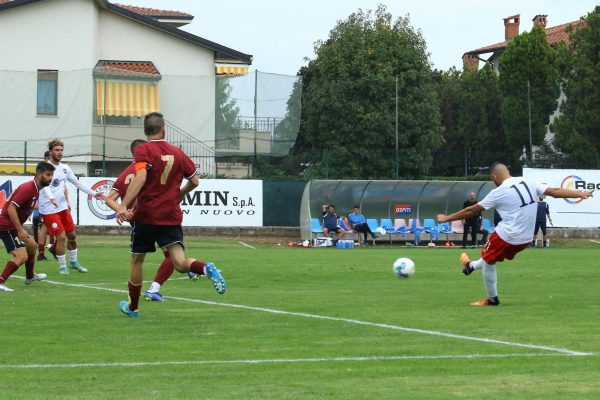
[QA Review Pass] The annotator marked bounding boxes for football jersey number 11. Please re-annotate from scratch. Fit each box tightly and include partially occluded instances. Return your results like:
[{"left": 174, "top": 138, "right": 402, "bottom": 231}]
[
  {"left": 510, "top": 181, "right": 536, "bottom": 208},
  {"left": 161, "top": 155, "right": 174, "bottom": 185}
]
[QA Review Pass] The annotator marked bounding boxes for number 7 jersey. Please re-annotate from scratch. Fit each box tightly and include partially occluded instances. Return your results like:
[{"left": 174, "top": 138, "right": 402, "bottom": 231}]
[
  {"left": 133, "top": 139, "right": 197, "bottom": 225},
  {"left": 478, "top": 176, "right": 548, "bottom": 245}
]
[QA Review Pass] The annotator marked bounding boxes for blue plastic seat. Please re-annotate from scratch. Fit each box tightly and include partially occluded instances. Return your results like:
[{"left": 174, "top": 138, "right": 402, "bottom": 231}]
[
  {"left": 422, "top": 218, "right": 439, "bottom": 241},
  {"left": 311, "top": 218, "right": 323, "bottom": 238},
  {"left": 380, "top": 218, "right": 397, "bottom": 243},
  {"left": 482, "top": 218, "right": 495, "bottom": 233}
]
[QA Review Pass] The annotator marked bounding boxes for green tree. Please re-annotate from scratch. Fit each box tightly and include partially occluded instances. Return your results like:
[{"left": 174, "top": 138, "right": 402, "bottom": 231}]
[
  {"left": 431, "top": 64, "right": 503, "bottom": 176},
  {"left": 499, "top": 27, "right": 560, "bottom": 164},
  {"left": 552, "top": 7, "right": 600, "bottom": 168},
  {"left": 215, "top": 77, "right": 240, "bottom": 150},
  {"left": 299, "top": 5, "right": 442, "bottom": 179},
  {"left": 457, "top": 63, "right": 505, "bottom": 171}
]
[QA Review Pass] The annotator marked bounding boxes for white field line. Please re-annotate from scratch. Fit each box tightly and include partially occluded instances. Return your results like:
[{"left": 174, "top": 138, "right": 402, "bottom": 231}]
[
  {"left": 238, "top": 241, "right": 256, "bottom": 249},
  {"left": 0, "top": 352, "right": 594, "bottom": 370},
  {"left": 14, "top": 276, "right": 189, "bottom": 286},
  {"left": 24, "top": 278, "right": 591, "bottom": 356},
  {"left": 589, "top": 240, "right": 600, "bottom": 244}
]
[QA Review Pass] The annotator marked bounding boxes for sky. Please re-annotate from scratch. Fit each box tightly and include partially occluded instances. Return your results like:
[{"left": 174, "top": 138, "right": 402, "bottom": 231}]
[{"left": 130, "top": 0, "right": 599, "bottom": 75}]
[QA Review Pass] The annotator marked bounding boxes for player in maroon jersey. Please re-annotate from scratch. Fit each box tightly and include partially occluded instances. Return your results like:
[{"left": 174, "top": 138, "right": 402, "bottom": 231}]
[
  {"left": 116, "top": 112, "right": 226, "bottom": 317},
  {"left": 105, "top": 139, "right": 178, "bottom": 302},
  {"left": 0, "top": 162, "right": 55, "bottom": 292}
]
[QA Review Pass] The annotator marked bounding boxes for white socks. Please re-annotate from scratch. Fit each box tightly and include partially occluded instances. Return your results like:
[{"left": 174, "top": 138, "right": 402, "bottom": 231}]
[
  {"left": 470, "top": 258, "right": 484, "bottom": 270},
  {"left": 68, "top": 249, "right": 78, "bottom": 263},
  {"left": 482, "top": 261, "right": 498, "bottom": 298},
  {"left": 57, "top": 255, "right": 67, "bottom": 269},
  {"left": 148, "top": 282, "right": 161, "bottom": 293},
  {"left": 470, "top": 257, "right": 498, "bottom": 298}
]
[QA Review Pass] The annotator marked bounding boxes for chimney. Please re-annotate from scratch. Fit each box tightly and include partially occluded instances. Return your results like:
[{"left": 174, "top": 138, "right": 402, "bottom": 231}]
[
  {"left": 532, "top": 14, "right": 548, "bottom": 30},
  {"left": 462, "top": 53, "right": 479, "bottom": 71},
  {"left": 503, "top": 14, "right": 520, "bottom": 41}
]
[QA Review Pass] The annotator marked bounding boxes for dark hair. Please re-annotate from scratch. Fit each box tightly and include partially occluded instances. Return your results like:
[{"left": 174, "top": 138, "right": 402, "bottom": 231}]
[
  {"left": 43, "top": 150, "right": 50, "bottom": 159},
  {"left": 36, "top": 162, "right": 55, "bottom": 174},
  {"left": 130, "top": 139, "right": 146, "bottom": 155},
  {"left": 353, "top": 205, "right": 360, "bottom": 209},
  {"left": 144, "top": 112, "right": 164, "bottom": 135},
  {"left": 329, "top": 204, "right": 335, "bottom": 209}
]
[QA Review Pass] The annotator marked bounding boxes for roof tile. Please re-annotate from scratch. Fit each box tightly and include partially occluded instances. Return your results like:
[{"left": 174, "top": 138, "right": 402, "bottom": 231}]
[
  {"left": 115, "top": 3, "right": 192, "bottom": 18},
  {"left": 467, "top": 18, "right": 586, "bottom": 55},
  {"left": 96, "top": 60, "right": 160, "bottom": 75}
]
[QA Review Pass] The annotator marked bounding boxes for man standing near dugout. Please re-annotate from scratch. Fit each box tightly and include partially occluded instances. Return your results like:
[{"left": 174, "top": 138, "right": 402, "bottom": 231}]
[
  {"left": 437, "top": 163, "right": 593, "bottom": 307},
  {"left": 116, "top": 112, "right": 226, "bottom": 317},
  {"left": 39, "top": 139, "right": 106, "bottom": 274},
  {"left": 0, "top": 162, "right": 55, "bottom": 292}
]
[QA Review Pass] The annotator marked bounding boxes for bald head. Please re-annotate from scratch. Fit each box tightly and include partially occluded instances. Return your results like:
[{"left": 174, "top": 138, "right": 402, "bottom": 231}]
[{"left": 490, "top": 162, "right": 511, "bottom": 186}]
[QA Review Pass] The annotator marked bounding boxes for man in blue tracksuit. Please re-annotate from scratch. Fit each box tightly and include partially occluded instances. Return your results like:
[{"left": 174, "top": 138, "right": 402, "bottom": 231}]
[
  {"left": 348, "top": 205, "right": 378, "bottom": 245},
  {"left": 322, "top": 204, "right": 345, "bottom": 238}
]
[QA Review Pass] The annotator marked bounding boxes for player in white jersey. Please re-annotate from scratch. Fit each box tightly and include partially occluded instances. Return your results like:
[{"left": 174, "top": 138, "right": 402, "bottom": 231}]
[
  {"left": 437, "top": 163, "right": 593, "bottom": 307},
  {"left": 39, "top": 139, "right": 106, "bottom": 274}
]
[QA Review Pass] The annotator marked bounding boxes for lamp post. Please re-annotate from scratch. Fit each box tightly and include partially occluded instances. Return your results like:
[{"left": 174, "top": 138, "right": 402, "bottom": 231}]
[
  {"left": 528, "top": 79, "right": 532, "bottom": 162},
  {"left": 395, "top": 77, "right": 399, "bottom": 180}
]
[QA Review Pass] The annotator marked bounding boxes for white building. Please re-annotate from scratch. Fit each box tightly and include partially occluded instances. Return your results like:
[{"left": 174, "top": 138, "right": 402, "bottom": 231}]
[{"left": 0, "top": 0, "right": 252, "bottom": 175}]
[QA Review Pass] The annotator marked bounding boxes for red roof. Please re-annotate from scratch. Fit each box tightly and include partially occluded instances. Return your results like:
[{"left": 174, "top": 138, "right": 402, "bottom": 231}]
[
  {"left": 115, "top": 3, "right": 192, "bottom": 18},
  {"left": 96, "top": 61, "right": 160, "bottom": 75},
  {"left": 466, "top": 18, "right": 586, "bottom": 56}
]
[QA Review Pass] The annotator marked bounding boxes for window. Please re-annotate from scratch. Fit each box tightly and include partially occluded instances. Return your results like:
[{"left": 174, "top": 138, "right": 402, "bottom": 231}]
[{"left": 37, "top": 70, "right": 58, "bottom": 115}]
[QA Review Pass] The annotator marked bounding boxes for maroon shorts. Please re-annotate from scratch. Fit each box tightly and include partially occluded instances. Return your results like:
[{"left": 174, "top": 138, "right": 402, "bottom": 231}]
[
  {"left": 481, "top": 231, "right": 529, "bottom": 264},
  {"left": 42, "top": 210, "right": 75, "bottom": 235}
]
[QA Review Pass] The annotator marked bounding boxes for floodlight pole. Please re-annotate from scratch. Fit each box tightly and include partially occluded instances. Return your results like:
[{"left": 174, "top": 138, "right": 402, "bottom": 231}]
[
  {"left": 102, "top": 73, "right": 107, "bottom": 176},
  {"left": 395, "top": 76, "right": 399, "bottom": 180},
  {"left": 253, "top": 70, "right": 258, "bottom": 178},
  {"left": 528, "top": 79, "right": 532, "bottom": 162}
]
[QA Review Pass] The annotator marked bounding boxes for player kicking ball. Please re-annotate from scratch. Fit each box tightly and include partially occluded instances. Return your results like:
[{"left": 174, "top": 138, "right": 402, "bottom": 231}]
[
  {"left": 437, "top": 162, "right": 593, "bottom": 307},
  {"left": 0, "top": 162, "right": 55, "bottom": 291}
]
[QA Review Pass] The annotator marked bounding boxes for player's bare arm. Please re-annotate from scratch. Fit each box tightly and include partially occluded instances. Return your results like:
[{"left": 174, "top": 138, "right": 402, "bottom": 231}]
[
  {"left": 179, "top": 175, "right": 199, "bottom": 202},
  {"left": 437, "top": 204, "right": 485, "bottom": 224},
  {"left": 7, "top": 203, "right": 29, "bottom": 243},
  {"left": 104, "top": 189, "right": 121, "bottom": 213},
  {"left": 544, "top": 187, "right": 594, "bottom": 199}
]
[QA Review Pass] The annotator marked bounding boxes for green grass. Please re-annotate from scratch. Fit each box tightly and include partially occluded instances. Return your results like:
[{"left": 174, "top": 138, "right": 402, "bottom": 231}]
[{"left": 1, "top": 236, "right": 600, "bottom": 399}]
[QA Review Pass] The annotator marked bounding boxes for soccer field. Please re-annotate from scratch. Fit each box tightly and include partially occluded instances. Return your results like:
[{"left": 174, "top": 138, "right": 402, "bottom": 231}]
[{"left": 2, "top": 236, "right": 600, "bottom": 399}]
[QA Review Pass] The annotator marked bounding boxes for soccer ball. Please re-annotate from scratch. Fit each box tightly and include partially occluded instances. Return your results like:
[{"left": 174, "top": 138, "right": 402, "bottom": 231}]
[{"left": 393, "top": 257, "right": 415, "bottom": 278}]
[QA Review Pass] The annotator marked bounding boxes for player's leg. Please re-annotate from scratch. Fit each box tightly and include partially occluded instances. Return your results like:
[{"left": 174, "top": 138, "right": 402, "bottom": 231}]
[
  {"left": 119, "top": 253, "right": 145, "bottom": 317},
  {"left": 37, "top": 223, "right": 48, "bottom": 261},
  {"left": 167, "top": 242, "right": 226, "bottom": 295},
  {"left": 120, "top": 222, "right": 155, "bottom": 316},
  {"left": 61, "top": 211, "right": 86, "bottom": 272},
  {"left": 532, "top": 222, "right": 541, "bottom": 247},
  {"left": 23, "top": 237, "right": 46, "bottom": 285},
  {"left": 42, "top": 213, "right": 68, "bottom": 273},
  {"left": 32, "top": 216, "right": 40, "bottom": 244},
  {"left": 462, "top": 224, "right": 469, "bottom": 248},
  {"left": 0, "top": 232, "right": 30, "bottom": 291},
  {"left": 144, "top": 248, "right": 174, "bottom": 302},
  {"left": 541, "top": 222, "right": 549, "bottom": 247},
  {"left": 470, "top": 222, "right": 477, "bottom": 247}
]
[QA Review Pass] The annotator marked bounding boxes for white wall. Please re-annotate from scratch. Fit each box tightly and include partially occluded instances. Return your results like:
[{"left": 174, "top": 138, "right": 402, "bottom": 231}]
[
  {"left": 0, "top": 0, "right": 218, "bottom": 171},
  {"left": 97, "top": 10, "right": 216, "bottom": 145},
  {"left": 0, "top": 0, "right": 97, "bottom": 167}
]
